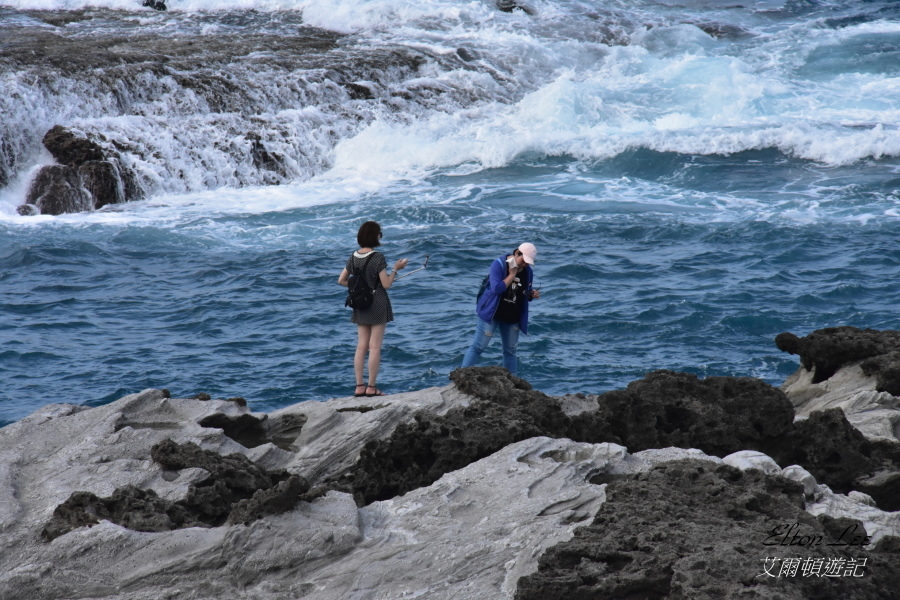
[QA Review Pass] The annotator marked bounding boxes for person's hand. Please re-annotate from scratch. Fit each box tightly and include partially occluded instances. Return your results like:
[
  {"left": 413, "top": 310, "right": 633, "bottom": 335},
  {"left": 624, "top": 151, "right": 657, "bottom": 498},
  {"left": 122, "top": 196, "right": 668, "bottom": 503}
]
[
  {"left": 530, "top": 289, "right": 541, "bottom": 299},
  {"left": 394, "top": 258, "right": 408, "bottom": 271}
]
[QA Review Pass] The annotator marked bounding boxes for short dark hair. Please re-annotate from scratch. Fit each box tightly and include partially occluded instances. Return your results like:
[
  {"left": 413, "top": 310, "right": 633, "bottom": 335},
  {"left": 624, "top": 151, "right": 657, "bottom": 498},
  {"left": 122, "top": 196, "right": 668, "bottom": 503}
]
[{"left": 357, "top": 221, "right": 382, "bottom": 248}]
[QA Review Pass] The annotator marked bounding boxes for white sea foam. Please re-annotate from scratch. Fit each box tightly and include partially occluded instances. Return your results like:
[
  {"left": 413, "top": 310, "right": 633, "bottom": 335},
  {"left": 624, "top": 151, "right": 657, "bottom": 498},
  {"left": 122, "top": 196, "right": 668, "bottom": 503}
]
[{"left": 1, "top": 0, "right": 898, "bottom": 222}]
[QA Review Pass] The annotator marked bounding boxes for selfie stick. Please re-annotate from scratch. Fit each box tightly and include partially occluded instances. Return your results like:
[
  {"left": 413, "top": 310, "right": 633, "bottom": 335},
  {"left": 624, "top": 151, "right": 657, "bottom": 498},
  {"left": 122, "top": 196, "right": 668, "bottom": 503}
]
[{"left": 395, "top": 255, "right": 429, "bottom": 280}]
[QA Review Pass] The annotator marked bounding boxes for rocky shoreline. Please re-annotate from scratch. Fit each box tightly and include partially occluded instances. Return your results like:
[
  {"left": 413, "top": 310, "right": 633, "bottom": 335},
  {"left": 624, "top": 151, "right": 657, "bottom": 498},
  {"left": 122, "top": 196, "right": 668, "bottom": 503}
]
[{"left": 1, "top": 326, "right": 899, "bottom": 598}]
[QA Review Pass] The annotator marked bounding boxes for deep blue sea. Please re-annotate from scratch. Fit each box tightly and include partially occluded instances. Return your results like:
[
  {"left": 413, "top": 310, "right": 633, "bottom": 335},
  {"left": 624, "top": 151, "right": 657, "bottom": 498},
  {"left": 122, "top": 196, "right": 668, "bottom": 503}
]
[{"left": 2, "top": 0, "right": 900, "bottom": 427}]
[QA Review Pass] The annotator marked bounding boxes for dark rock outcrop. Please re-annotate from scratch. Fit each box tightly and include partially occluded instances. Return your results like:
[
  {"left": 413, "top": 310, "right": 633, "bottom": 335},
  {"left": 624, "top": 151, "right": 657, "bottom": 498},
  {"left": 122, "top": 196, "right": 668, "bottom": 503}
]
[
  {"left": 776, "top": 326, "right": 900, "bottom": 506},
  {"left": 515, "top": 460, "right": 900, "bottom": 600},
  {"left": 21, "top": 164, "right": 93, "bottom": 215},
  {"left": 593, "top": 370, "right": 795, "bottom": 463},
  {"left": 342, "top": 82, "right": 376, "bottom": 100},
  {"left": 791, "top": 408, "right": 875, "bottom": 492},
  {"left": 776, "top": 326, "right": 900, "bottom": 389},
  {"left": 197, "top": 411, "right": 307, "bottom": 450},
  {"left": 42, "top": 439, "right": 309, "bottom": 541},
  {"left": 41, "top": 486, "right": 202, "bottom": 542},
  {"left": 329, "top": 367, "right": 579, "bottom": 506},
  {"left": 329, "top": 366, "right": 900, "bottom": 511},
  {"left": 246, "top": 132, "right": 289, "bottom": 185},
  {"left": 78, "top": 160, "right": 123, "bottom": 209},
  {"left": 227, "top": 475, "right": 310, "bottom": 525},
  {"left": 855, "top": 470, "right": 900, "bottom": 512},
  {"left": 789, "top": 407, "right": 900, "bottom": 508},
  {"left": 42, "top": 125, "right": 105, "bottom": 166},
  {"left": 497, "top": 1, "right": 535, "bottom": 16},
  {"left": 861, "top": 351, "right": 900, "bottom": 396},
  {"left": 19, "top": 126, "right": 130, "bottom": 215}
]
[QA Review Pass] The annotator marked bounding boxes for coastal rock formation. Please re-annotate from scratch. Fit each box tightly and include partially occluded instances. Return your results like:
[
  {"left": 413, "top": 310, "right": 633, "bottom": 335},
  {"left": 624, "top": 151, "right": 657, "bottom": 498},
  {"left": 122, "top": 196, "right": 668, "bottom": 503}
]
[
  {"left": 516, "top": 460, "right": 900, "bottom": 600},
  {"left": 777, "top": 326, "right": 900, "bottom": 392},
  {"left": 41, "top": 439, "right": 313, "bottom": 541},
  {"left": 0, "top": 385, "right": 631, "bottom": 600},
  {"left": 18, "top": 126, "right": 131, "bottom": 215},
  {"left": 497, "top": 0, "right": 536, "bottom": 16},
  {"left": 591, "top": 370, "right": 796, "bottom": 461},
  {"left": 779, "top": 326, "right": 900, "bottom": 510},
  {"left": 2, "top": 334, "right": 900, "bottom": 598}
]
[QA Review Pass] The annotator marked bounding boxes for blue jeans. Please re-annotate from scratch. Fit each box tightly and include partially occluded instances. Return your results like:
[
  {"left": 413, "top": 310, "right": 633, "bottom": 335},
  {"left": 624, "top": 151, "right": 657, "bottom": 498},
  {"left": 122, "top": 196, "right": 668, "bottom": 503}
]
[{"left": 461, "top": 318, "right": 520, "bottom": 375}]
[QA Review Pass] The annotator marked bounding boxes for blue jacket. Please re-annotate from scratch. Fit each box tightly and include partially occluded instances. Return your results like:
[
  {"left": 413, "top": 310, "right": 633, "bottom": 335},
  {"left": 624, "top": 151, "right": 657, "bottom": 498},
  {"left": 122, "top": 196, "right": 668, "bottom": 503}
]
[{"left": 475, "top": 256, "right": 534, "bottom": 334}]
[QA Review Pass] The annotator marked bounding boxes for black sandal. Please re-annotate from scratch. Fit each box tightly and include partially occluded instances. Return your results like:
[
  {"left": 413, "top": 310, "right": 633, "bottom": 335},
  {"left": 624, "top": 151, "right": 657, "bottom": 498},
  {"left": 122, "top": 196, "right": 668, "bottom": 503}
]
[
  {"left": 354, "top": 384, "right": 367, "bottom": 397},
  {"left": 365, "top": 386, "right": 385, "bottom": 397}
]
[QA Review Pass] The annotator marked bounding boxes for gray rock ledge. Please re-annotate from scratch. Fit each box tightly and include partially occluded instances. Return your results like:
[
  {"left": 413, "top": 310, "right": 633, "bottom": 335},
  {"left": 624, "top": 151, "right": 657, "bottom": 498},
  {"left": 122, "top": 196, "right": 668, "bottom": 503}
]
[{"left": 1, "top": 364, "right": 899, "bottom": 599}]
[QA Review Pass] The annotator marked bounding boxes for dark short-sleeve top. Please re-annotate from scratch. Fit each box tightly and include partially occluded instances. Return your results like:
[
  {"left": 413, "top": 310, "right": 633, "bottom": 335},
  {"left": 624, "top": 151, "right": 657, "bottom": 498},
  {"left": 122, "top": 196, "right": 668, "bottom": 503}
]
[{"left": 345, "top": 251, "right": 393, "bottom": 325}]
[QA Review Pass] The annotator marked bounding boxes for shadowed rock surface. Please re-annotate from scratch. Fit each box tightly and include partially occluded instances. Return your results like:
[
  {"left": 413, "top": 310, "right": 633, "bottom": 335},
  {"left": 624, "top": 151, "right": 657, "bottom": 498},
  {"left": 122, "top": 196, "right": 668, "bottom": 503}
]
[
  {"left": 198, "top": 410, "right": 307, "bottom": 450},
  {"left": 198, "top": 412, "right": 270, "bottom": 449},
  {"left": 791, "top": 408, "right": 876, "bottom": 492},
  {"left": 790, "top": 408, "right": 900, "bottom": 510},
  {"left": 515, "top": 460, "right": 900, "bottom": 600}
]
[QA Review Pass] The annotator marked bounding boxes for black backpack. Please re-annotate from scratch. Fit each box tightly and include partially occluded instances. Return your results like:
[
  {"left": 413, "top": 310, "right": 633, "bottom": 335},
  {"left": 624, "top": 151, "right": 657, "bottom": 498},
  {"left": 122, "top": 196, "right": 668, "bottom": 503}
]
[
  {"left": 476, "top": 258, "right": 503, "bottom": 304},
  {"left": 345, "top": 252, "right": 376, "bottom": 310},
  {"left": 476, "top": 274, "right": 490, "bottom": 303}
]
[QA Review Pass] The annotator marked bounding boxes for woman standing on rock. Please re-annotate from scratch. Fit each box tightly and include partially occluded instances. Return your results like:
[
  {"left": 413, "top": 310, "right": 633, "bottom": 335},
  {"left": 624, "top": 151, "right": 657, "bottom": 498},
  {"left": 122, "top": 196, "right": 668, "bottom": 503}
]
[{"left": 338, "top": 221, "right": 407, "bottom": 397}]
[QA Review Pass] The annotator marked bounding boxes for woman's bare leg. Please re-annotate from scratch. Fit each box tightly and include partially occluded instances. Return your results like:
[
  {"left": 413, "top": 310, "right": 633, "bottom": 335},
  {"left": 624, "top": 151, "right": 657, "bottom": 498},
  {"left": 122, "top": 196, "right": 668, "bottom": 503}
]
[
  {"left": 366, "top": 323, "right": 387, "bottom": 391},
  {"left": 355, "top": 324, "right": 371, "bottom": 391}
]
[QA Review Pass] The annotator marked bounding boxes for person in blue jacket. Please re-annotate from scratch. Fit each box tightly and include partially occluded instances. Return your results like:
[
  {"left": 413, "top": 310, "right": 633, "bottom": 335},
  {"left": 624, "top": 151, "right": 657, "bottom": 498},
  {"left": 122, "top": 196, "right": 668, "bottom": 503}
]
[{"left": 461, "top": 242, "right": 540, "bottom": 376}]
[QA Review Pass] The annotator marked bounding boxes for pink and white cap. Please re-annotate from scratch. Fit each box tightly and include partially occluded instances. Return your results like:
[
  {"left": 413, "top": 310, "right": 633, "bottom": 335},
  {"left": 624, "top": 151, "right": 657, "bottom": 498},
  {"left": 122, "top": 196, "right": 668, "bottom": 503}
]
[{"left": 518, "top": 242, "right": 537, "bottom": 265}]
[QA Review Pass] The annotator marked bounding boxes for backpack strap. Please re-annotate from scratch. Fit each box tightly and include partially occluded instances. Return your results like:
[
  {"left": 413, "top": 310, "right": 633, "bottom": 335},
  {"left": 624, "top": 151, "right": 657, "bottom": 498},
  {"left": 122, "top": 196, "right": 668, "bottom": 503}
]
[
  {"left": 351, "top": 251, "right": 378, "bottom": 285},
  {"left": 366, "top": 252, "right": 378, "bottom": 288}
]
